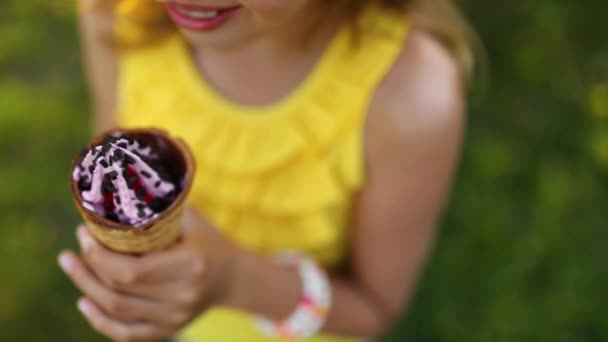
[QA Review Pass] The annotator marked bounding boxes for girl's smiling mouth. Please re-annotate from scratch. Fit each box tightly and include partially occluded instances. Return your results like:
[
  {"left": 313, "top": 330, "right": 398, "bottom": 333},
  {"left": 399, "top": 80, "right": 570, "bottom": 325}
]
[{"left": 165, "top": 2, "right": 243, "bottom": 32}]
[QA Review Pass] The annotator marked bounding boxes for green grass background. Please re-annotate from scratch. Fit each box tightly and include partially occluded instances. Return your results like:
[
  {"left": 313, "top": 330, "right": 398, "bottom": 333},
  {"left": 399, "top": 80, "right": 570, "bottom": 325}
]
[{"left": 1, "top": 1, "right": 607, "bottom": 341}]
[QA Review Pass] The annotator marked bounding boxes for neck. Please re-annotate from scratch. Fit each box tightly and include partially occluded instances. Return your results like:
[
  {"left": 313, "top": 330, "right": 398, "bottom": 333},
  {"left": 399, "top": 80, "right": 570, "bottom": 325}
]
[{"left": 187, "top": 10, "right": 341, "bottom": 107}]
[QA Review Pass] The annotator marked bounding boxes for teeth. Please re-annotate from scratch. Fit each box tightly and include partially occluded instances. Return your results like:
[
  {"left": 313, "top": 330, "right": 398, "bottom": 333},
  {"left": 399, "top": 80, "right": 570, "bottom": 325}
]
[
  {"left": 177, "top": 7, "right": 219, "bottom": 19},
  {"left": 189, "top": 10, "right": 219, "bottom": 19}
]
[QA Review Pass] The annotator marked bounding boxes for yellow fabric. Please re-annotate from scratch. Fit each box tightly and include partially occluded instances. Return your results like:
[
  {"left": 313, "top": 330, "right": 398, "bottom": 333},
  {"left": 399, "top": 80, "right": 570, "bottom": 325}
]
[{"left": 115, "top": 6, "right": 409, "bottom": 342}]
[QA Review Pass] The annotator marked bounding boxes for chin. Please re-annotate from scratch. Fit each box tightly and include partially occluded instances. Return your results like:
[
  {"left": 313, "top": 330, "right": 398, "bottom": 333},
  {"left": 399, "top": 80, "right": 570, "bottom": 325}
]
[{"left": 179, "top": 25, "right": 258, "bottom": 51}]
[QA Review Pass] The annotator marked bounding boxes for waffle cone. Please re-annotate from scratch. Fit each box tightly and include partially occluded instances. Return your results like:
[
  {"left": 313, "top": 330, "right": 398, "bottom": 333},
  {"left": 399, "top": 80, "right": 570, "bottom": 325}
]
[{"left": 70, "top": 128, "right": 196, "bottom": 254}]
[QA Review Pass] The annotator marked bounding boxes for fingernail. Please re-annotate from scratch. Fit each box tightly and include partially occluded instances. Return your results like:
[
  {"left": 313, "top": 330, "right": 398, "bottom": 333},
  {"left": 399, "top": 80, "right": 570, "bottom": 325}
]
[
  {"left": 58, "top": 253, "right": 75, "bottom": 273},
  {"left": 77, "top": 298, "right": 96, "bottom": 317},
  {"left": 77, "top": 227, "right": 94, "bottom": 251}
]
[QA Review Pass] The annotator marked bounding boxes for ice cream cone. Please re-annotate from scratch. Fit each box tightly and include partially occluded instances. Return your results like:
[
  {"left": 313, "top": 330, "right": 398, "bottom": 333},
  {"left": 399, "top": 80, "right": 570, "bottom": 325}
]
[{"left": 70, "top": 128, "right": 195, "bottom": 254}]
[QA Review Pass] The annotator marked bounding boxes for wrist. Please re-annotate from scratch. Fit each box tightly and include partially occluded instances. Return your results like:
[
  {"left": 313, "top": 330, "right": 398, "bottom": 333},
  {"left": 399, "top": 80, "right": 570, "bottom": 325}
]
[
  {"left": 218, "top": 247, "right": 251, "bottom": 309},
  {"left": 218, "top": 249, "right": 302, "bottom": 320}
]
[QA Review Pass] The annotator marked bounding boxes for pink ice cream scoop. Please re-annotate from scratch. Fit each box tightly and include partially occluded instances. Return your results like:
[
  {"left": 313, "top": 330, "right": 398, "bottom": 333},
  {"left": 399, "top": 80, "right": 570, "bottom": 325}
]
[{"left": 72, "top": 134, "right": 179, "bottom": 227}]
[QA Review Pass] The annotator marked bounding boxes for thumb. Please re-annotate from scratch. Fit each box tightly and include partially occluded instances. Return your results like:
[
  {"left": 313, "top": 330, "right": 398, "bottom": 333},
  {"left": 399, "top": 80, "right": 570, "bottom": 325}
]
[
  {"left": 181, "top": 209, "right": 225, "bottom": 244},
  {"left": 182, "top": 208, "right": 204, "bottom": 232},
  {"left": 181, "top": 208, "right": 218, "bottom": 237}
]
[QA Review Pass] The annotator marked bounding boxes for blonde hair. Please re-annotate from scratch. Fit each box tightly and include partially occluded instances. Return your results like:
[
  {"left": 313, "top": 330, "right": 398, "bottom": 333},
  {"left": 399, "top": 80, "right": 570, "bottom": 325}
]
[{"left": 104, "top": 0, "right": 478, "bottom": 77}]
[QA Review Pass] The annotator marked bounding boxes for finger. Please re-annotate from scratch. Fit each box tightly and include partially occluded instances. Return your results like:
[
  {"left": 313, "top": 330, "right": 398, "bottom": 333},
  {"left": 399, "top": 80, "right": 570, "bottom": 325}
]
[
  {"left": 77, "top": 297, "right": 172, "bottom": 342},
  {"left": 58, "top": 251, "right": 176, "bottom": 324},
  {"left": 77, "top": 225, "right": 206, "bottom": 304},
  {"left": 110, "top": 276, "right": 198, "bottom": 306},
  {"left": 76, "top": 225, "right": 144, "bottom": 286},
  {"left": 77, "top": 225, "right": 197, "bottom": 285}
]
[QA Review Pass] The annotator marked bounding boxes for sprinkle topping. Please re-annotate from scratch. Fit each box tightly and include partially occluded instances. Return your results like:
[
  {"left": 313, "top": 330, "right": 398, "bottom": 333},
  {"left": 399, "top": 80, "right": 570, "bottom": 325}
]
[{"left": 73, "top": 134, "right": 178, "bottom": 228}]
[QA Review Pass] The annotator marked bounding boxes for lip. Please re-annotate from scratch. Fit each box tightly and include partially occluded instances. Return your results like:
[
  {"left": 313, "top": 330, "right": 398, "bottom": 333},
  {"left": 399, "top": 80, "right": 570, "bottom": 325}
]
[{"left": 165, "top": 2, "right": 242, "bottom": 32}]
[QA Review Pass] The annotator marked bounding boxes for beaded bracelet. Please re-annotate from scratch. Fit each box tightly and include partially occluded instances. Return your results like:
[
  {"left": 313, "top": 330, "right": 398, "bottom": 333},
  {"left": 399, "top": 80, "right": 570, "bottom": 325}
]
[{"left": 254, "top": 253, "right": 332, "bottom": 339}]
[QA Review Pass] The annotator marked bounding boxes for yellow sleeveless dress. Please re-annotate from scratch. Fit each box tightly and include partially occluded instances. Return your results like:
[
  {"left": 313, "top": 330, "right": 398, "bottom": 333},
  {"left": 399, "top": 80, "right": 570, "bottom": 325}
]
[{"left": 115, "top": 7, "right": 409, "bottom": 342}]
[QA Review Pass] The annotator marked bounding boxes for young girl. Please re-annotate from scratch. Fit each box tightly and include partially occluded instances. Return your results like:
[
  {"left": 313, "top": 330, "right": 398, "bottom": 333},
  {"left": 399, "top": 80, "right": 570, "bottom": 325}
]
[{"left": 58, "top": 0, "right": 473, "bottom": 340}]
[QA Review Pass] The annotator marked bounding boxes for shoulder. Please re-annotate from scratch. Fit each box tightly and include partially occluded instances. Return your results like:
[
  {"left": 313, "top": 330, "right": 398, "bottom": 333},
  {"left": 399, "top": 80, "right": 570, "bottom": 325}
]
[{"left": 366, "top": 28, "right": 466, "bottom": 162}]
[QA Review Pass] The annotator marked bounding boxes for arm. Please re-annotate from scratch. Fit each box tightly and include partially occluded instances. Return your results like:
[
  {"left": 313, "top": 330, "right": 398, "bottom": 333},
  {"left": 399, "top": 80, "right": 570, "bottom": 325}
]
[
  {"left": 58, "top": 29, "right": 465, "bottom": 341},
  {"left": 79, "top": 0, "right": 118, "bottom": 133}
]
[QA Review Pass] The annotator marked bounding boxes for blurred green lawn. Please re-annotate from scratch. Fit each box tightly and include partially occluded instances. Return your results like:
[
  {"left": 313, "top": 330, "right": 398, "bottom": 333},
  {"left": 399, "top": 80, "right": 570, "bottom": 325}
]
[{"left": 1, "top": 1, "right": 607, "bottom": 341}]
